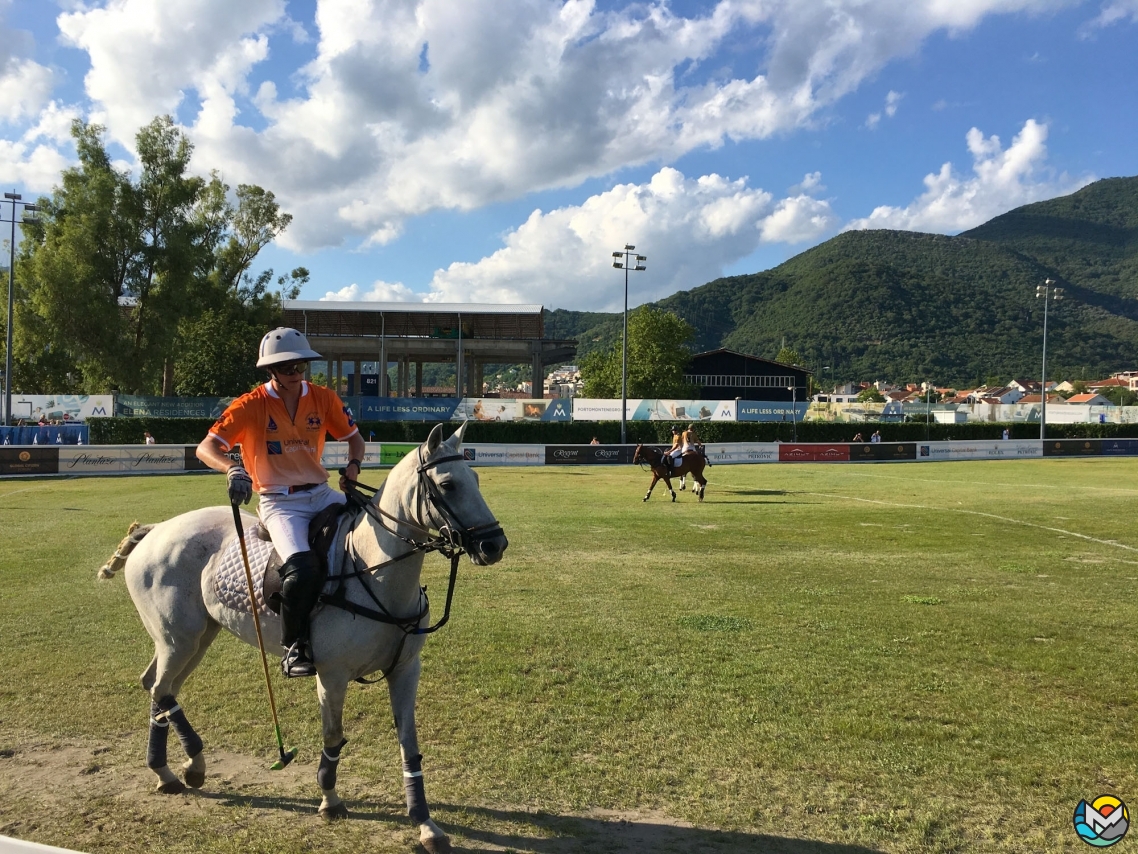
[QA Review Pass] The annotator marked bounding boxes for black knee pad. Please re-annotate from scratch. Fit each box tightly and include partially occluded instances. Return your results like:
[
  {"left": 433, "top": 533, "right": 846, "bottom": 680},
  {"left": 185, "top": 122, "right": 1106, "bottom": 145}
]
[{"left": 279, "top": 551, "right": 323, "bottom": 646}]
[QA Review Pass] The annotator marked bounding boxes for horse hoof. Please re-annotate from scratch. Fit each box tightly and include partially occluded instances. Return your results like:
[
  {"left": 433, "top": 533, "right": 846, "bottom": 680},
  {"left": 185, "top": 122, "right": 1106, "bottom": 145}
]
[
  {"left": 156, "top": 779, "right": 186, "bottom": 795},
  {"left": 319, "top": 802, "right": 349, "bottom": 821},
  {"left": 643, "top": 496, "right": 649, "bottom": 502},
  {"left": 183, "top": 769, "right": 205, "bottom": 789},
  {"left": 421, "top": 835, "right": 452, "bottom": 854},
  {"left": 671, "top": 493, "right": 677, "bottom": 502}
]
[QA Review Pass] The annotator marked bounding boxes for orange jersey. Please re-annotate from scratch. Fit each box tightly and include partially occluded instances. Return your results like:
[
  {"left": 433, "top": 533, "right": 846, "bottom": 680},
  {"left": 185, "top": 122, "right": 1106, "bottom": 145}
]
[{"left": 209, "top": 382, "right": 359, "bottom": 493}]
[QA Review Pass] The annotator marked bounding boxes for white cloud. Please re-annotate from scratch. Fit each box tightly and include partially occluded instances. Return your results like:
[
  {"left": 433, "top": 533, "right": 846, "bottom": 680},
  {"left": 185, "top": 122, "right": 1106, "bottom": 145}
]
[
  {"left": 321, "top": 280, "right": 419, "bottom": 301},
  {"left": 844, "top": 119, "right": 1092, "bottom": 233},
  {"left": 866, "top": 89, "right": 903, "bottom": 128},
  {"left": 43, "top": 0, "right": 1087, "bottom": 252},
  {"left": 1080, "top": 0, "right": 1138, "bottom": 34},
  {"left": 416, "top": 166, "right": 836, "bottom": 310}
]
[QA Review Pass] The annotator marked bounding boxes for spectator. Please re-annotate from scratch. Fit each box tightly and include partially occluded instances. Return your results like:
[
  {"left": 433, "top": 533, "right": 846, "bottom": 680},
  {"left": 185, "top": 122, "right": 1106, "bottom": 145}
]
[
  {"left": 589, "top": 436, "right": 600, "bottom": 445},
  {"left": 851, "top": 432, "right": 864, "bottom": 443},
  {"left": 871, "top": 430, "right": 881, "bottom": 443},
  {"left": 1002, "top": 428, "right": 1010, "bottom": 440},
  {"left": 144, "top": 431, "right": 156, "bottom": 445}
]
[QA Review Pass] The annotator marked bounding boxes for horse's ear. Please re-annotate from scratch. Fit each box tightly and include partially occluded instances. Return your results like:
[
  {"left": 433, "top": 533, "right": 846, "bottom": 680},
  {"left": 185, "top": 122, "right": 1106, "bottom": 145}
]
[
  {"left": 426, "top": 423, "right": 444, "bottom": 456},
  {"left": 449, "top": 419, "right": 469, "bottom": 448}
]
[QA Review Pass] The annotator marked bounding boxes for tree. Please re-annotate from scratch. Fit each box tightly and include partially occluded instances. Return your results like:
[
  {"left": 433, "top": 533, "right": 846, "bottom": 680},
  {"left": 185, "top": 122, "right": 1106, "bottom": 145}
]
[
  {"left": 580, "top": 306, "right": 694, "bottom": 398},
  {"left": 775, "top": 346, "right": 802, "bottom": 366},
  {"left": 857, "top": 386, "right": 885, "bottom": 403},
  {"left": 14, "top": 116, "right": 295, "bottom": 396}
]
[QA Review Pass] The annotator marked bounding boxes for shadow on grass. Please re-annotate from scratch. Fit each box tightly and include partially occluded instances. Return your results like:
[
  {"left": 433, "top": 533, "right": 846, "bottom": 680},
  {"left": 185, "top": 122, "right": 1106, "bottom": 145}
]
[
  {"left": 724, "top": 489, "right": 788, "bottom": 496},
  {"left": 434, "top": 804, "right": 886, "bottom": 854}
]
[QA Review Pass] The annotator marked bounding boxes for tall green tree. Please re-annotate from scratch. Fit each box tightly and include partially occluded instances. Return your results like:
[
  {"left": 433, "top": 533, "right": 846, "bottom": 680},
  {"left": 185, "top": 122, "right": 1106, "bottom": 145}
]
[
  {"left": 14, "top": 116, "right": 295, "bottom": 396},
  {"left": 581, "top": 306, "right": 694, "bottom": 398}
]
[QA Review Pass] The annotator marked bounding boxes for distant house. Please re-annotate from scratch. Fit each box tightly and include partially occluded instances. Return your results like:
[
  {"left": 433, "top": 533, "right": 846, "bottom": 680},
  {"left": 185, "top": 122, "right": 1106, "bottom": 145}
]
[
  {"left": 1088, "top": 377, "right": 1128, "bottom": 392},
  {"left": 1018, "top": 394, "right": 1067, "bottom": 405},
  {"left": 1066, "top": 393, "right": 1114, "bottom": 406}
]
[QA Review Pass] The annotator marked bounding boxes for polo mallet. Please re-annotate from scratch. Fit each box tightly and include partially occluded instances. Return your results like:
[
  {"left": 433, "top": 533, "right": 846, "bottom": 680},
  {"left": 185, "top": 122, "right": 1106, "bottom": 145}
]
[{"left": 231, "top": 501, "right": 298, "bottom": 770}]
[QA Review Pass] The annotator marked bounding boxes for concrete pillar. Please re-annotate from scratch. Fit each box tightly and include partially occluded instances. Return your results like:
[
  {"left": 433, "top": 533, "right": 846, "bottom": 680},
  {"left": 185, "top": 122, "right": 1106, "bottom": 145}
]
[
  {"left": 378, "top": 338, "right": 387, "bottom": 396},
  {"left": 531, "top": 346, "right": 543, "bottom": 398},
  {"left": 415, "top": 362, "right": 423, "bottom": 397}
]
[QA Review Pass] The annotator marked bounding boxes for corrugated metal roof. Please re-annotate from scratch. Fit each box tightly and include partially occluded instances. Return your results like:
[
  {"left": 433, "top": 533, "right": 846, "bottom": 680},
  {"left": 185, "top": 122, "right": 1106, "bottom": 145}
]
[
  {"left": 282, "top": 300, "right": 545, "bottom": 339},
  {"left": 285, "top": 300, "right": 543, "bottom": 315}
]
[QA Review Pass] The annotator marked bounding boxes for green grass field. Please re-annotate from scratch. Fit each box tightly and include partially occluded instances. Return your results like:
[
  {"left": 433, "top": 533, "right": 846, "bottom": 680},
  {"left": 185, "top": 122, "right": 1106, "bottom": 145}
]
[{"left": 1, "top": 458, "right": 1136, "bottom": 853}]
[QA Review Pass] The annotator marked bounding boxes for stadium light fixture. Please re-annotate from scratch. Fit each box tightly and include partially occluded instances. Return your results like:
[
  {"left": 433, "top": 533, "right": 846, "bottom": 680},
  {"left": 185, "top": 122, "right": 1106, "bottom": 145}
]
[
  {"left": 3, "top": 192, "right": 39, "bottom": 427},
  {"left": 1035, "top": 278, "right": 1063, "bottom": 442},
  {"left": 611, "top": 244, "right": 647, "bottom": 445}
]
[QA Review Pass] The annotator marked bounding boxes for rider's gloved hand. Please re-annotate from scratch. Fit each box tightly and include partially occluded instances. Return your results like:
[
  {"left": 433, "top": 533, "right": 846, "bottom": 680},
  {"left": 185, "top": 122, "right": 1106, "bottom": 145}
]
[
  {"left": 226, "top": 464, "right": 253, "bottom": 505},
  {"left": 338, "top": 458, "right": 362, "bottom": 492}
]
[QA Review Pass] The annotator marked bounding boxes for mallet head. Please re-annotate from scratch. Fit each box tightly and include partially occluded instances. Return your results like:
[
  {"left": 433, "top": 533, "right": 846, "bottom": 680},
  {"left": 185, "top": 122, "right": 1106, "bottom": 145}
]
[{"left": 271, "top": 747, "right": 298, "bottom": 770}]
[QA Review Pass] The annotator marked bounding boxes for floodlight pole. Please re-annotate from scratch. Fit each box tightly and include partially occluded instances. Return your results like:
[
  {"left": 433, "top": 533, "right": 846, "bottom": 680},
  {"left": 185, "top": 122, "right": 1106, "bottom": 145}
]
[
  {"left": 788, "top": 384, "right": 797, "bottom": 442},
  {"left": 611, "top": 245, "right": 647, "bottom": 444},
  {"left": 3, "top": 192, "right": 38, "bottom": 427},
  {"left": 1036, "top": 279, "right": 1062, "bottom": 442}
]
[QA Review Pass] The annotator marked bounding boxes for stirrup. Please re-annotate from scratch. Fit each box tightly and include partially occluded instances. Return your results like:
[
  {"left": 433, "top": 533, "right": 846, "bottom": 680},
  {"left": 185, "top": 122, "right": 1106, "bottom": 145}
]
[{"left": 281, "top": 640, "right": 317, "bottom": 678}]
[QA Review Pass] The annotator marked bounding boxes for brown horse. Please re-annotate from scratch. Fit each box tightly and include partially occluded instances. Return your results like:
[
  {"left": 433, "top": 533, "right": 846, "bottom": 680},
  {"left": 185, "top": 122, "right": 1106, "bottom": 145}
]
[{"left": 632, "top": 444, "right": 707, "bottom": 502}]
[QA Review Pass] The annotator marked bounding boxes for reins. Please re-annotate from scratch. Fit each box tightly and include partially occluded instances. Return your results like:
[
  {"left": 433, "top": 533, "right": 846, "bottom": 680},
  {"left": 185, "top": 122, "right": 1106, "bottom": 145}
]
[{"left": 317, "top": 447, "right": 502, "bottom": 644}]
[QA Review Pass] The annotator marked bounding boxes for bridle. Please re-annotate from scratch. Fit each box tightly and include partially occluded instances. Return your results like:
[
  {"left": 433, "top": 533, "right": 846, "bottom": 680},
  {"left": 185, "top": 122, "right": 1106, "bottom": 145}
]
[{"left": 318, "top": 446, "right": 504, "bottom": 645}]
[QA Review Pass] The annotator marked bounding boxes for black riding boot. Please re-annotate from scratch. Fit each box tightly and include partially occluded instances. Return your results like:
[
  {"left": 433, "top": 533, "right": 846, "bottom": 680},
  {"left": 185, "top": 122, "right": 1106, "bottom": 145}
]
[{"left": 278, "top": 550, "right": 323, "bottom": 678}]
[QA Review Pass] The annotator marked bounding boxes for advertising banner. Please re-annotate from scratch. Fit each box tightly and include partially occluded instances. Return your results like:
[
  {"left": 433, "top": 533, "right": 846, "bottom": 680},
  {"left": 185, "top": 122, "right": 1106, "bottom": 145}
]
[
  {"left": 5, "top": 394, "right": 113, "bottom": 422},
  {"left": 1043, "top": 439, "right": 1102, "bottom": 457},
  {"left": 571, "top": 399, "right": 637, "bottom": 421},
  {"left": 703, "top": 443, "right": 780, "bottom": 464},
  {"left": 58, "top": 446, "right": 187, "bottom": 474},
  {"left": 545, "top": 444, "right": 633, "bottom": 465},
  {"left": 629, "top": 400, "right": 737, "bottom": 421},
  {"left": 451, "top": 398, "right": 519, "bottom": 421},
  {"left": 1101, "top": 439, "right": 1138, "bottom": 456},
  {"left": 737, "top": 401, "right": 810, "bottom": 422},
  {"left": 321, "top": 442, "right": 383, "bottom": 469},
  {"left": 379, "top": 443, "right": 419, "bottom": 466},
  {"left": 848, "top": 442, "right": 917, "bottom": 462},
  {"left": 518, "top": 399, "right": 573, "bottom": 422},
  {"left": 778, "top": 443, "right": 851, "bottom": 462},
  {"left": 116, "top": 396, "right": 230, "bottom": 418},
  {"left": 917, "top": 441, "right": 1041, "bottom": 461},
  {"left": 0, "top": 447, "right": 59, "bottom": 475},
  {"left": 461, "top": 444, "right": 546, "bottom": 466},
  {"left": 357, "top": 397, "right": 460, "bottom": 421},
  {"left": 183, "top": 445, "right": 241, "bottom": 471},
  {"left": 0, "top": 425, "right": 88, "bottom": 445}
]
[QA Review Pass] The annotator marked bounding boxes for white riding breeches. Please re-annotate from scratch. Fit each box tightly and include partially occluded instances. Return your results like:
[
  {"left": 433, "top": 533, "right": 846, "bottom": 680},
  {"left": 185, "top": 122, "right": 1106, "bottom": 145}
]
[{"left": 257, "top": 484, "right": 346, "bottom": 562}]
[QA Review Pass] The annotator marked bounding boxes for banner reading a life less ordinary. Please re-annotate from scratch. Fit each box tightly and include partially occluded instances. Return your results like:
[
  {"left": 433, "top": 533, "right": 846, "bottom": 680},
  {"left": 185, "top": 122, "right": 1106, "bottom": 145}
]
[{"left": 571, "top": 399, "right": 737, "bottom": 421}]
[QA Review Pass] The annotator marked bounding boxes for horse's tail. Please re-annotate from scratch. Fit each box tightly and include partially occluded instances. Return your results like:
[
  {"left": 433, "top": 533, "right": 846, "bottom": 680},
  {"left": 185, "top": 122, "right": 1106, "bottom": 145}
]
[{"left": 98, "top": 521, "right": 155, "bottom": 580}]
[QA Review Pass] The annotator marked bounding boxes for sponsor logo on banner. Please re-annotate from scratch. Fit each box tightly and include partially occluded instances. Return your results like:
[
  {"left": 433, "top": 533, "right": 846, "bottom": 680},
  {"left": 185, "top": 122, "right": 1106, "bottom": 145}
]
[
  {"left": 571, "top": 399, "right": 635, "bottom": 421},
  {"left": 777, "top": 444, "right": 852, "bottom": 462},
  {"left": 379, "top": 443, "right": 418, "bottom": 466},
  {"left": 358, "top": 398, "right": 461, "bottom": 421},
  {"left": 1043, "top": 440, "right": 1102, "bottom": 457},
  {"left": 630, "top": 400, "right": 737, "bottom": 421},
  {"left": 0, "top": 447, "right": 60, "bottom": 475},
  {"left": 1102, "top": 439, "right": 1138, "bottom": 456},
  {"left": 545, "top": 445, "right": 633, "bottom": 465},
  {"left": 849, "top": 443, "right": 917, "bottom": 462},
  {"left": 737, "top": 402, "right": 810, "bottom": 422}
]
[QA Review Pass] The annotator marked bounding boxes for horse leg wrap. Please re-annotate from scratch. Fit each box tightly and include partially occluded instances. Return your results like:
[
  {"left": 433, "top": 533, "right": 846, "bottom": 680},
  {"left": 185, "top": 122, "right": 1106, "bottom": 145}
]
[
  {"left": 149, "top": 695, "right": 203, "bottom": 763},
  {"left": 147, "top": 699, "right": 171, "bottom": 770},
  {"left": 317, "top": 738, "right": 347, "bottom": 790},
  {"left": 403, "top": 754, "right": 430, "bottom": 824}
]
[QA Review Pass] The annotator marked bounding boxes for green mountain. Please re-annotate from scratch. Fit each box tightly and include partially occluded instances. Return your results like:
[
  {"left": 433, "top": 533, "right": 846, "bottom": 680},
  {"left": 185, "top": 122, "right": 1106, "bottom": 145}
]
[{"left": 546, "top": 177, "right": 1138, "bottom": 386}]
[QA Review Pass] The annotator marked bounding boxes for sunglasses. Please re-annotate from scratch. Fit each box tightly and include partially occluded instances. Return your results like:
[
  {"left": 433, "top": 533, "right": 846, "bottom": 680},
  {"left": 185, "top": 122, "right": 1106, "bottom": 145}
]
[{"left": 272, "top": 362, "right": 308, "bottom": 376}]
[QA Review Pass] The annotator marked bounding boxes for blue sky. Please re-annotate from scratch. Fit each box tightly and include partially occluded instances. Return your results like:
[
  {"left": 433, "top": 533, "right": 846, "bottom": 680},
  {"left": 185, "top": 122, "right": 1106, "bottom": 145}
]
[{"left": 0, "top": 0, "right": 1135, "bottom": 312}]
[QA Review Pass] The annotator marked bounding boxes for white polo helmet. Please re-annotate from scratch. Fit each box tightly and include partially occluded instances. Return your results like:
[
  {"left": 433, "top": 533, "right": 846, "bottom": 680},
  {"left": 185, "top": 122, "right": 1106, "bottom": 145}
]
[{"left": 257, "top": 327, "right": 322, "bottom": 368}]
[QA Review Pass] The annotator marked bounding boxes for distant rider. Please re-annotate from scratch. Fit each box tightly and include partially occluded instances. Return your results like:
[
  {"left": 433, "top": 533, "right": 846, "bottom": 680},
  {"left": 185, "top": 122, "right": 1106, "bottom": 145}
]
[
  {"left": 195, "top": 327, "right": 366, "bottom": 678},
  {"left": 664, "top": 425, "right": 683, "bottom": 469}
]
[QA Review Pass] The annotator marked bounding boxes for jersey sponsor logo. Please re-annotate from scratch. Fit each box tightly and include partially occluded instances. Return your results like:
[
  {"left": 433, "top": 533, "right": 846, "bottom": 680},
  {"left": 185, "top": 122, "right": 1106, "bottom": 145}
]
[
  {"left": 267, "top": 440, "right": 282, "bottom": 454},
  {"left": 306, "top": 413, "right": 322, "bottom": 430},
  {"left": 343, "top": 405, "right": 355, "bottom": 427},
  {"left": 267, "top": 415, "right": 278, "bottom": 432}
]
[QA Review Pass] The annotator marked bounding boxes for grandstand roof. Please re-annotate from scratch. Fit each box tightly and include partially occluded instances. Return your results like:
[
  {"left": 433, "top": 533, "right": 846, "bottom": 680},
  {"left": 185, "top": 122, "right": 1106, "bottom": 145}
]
[{"left": 282, "top": 300, "right": 545, "bottom": 339}]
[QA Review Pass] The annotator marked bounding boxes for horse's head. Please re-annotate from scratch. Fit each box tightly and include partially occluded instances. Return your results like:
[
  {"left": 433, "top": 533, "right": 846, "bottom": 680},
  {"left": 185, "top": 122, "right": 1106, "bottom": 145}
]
[
  {"left": 633, "top": 444, "right": 661, "bottom": 466},
  {"left": 384, "top": 421, "right": 508, "bottom": 566},
  {"left": 632, "top": 443, "right": 643, "bottom": 464}
]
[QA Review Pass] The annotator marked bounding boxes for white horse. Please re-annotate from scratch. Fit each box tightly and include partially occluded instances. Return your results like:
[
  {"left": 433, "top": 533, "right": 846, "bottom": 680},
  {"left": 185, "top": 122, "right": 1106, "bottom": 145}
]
[{"left": 98, "top": 422, "right": 506, "bottom": 854}]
